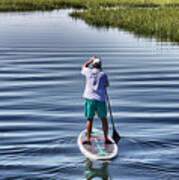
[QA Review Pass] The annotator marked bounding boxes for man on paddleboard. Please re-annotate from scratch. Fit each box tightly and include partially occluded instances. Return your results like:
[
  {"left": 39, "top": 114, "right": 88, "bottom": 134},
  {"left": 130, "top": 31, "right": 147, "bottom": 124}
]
[{"left": 81, "top": 57, "right": 111, "bottom": 144}]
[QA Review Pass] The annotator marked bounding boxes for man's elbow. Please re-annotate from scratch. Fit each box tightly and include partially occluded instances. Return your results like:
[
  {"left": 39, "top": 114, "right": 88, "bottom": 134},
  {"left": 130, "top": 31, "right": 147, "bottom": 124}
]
[{"left": 82, "top": 64, "right": 87, "bottom": 69}]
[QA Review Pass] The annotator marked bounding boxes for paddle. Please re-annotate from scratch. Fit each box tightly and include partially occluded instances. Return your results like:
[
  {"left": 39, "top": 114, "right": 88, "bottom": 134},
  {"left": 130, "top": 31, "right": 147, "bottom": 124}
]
[{"left": 105, "top": 90, "right": 120, "bottom": 143}]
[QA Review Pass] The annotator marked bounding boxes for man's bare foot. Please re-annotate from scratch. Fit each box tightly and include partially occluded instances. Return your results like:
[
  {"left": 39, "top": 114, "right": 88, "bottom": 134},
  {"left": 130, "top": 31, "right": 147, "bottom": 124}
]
[
  {"left": 105, "top": 139, "right": 112, "bottom": 144},
  {"left": 83, "top": 140, "right": 91, "bottom": 145}
]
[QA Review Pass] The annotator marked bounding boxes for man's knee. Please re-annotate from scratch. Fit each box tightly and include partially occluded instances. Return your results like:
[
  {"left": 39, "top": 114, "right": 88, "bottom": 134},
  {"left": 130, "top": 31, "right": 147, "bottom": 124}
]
[
  {"left": 101, "top": 117, "right": 107, "bottom": 122},
  {"left": 87, "top": 118, "right": 93, "bottom": 122}
]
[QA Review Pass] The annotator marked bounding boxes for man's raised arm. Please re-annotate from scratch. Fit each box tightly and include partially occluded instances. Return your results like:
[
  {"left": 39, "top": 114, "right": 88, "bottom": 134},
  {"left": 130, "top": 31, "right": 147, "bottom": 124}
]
[{"left": 82, "top": 57, "right": 95, "bottom": 69}]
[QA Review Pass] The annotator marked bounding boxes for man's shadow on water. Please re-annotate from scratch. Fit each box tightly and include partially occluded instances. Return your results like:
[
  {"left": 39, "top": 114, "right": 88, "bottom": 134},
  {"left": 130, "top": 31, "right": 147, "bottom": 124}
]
[{"left": 84, "top": 159, "right": 110, "bottom": 180}]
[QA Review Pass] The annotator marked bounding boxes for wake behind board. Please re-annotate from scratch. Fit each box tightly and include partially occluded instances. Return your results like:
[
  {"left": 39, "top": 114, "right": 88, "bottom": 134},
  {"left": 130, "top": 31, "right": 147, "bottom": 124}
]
[{"left": 78, "top": 129, "right": 118, "bottom": 160}]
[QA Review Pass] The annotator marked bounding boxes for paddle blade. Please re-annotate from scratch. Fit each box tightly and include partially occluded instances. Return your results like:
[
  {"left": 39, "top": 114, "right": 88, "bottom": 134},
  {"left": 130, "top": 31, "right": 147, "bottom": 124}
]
[{"left": 112, "top": 129, "right": 120, "bottom": 144}]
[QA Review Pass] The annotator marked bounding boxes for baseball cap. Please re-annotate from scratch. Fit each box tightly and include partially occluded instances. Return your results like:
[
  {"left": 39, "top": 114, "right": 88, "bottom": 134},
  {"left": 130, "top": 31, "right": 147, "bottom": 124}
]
[{"left": 93, "top": 58, "right": 102, "bottom": 66}]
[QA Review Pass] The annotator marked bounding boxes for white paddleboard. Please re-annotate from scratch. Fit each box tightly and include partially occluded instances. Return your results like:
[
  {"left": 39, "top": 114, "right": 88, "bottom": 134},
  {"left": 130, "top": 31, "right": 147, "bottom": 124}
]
[{"left": 78, "top": 128, "right": 118, "bottom": 160}]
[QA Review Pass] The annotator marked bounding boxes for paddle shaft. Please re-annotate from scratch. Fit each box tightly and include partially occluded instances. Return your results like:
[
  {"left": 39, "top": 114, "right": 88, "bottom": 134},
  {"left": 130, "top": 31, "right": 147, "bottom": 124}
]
[
  {"left": 106, "top": 90, "right": 120, "bottom": 143},
  {"left": 105, "top": 90, "right": 115, "bottom": 130}
]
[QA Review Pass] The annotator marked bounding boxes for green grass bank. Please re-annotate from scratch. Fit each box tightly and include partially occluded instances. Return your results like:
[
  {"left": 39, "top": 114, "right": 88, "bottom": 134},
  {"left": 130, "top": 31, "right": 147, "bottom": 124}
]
[
  {"left": 70, "top": 7, "right": 179, "bottom": 43},
  {"left": 0, "top": 0, "right": 179, "bottom": 43},
  {"left": 0, "top": 0, "right": 179, "bottom": 11}
]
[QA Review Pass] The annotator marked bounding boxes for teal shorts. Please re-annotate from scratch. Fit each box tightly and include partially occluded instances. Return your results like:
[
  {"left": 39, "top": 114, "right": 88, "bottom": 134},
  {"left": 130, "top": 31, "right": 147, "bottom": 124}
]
[{"left": 84, "top": 99, "right": 107, "bottom": 119}]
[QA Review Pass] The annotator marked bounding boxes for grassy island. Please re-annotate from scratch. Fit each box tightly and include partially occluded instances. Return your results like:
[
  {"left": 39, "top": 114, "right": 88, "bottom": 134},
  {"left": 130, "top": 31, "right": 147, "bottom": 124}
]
[
  {"left": 0, "top": 0, "right": 179, "bottom": 43},
  {"left": 70, "top": 7, "right": 179, "bottom": 43}
]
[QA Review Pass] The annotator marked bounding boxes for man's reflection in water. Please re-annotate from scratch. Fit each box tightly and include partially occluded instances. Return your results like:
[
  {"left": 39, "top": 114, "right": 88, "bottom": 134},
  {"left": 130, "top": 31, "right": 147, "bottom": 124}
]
[{"left": 85, "top": 159, "right": 110, "bottom": 180}]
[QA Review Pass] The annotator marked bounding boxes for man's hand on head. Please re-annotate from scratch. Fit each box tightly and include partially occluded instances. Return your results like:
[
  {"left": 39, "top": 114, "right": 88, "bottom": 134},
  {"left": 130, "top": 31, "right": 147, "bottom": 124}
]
[
  {"left": 82, "top": 57, "right": 96, "bottom": 69},
  {"left": 90, "top": 57, "right": 96, "bottom": 61}
]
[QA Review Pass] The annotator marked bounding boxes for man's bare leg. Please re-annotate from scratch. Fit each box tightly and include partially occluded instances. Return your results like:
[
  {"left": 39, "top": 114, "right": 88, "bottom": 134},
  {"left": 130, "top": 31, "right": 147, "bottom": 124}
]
[
  {"left": 101, "top": 117, "right": 111, "bottom": 143},
  {"left": 86, "top": 118, "right": 93, "bottom": 141},
  {"left": 101, "top": 117, "right": 108, "bottom": 141}
]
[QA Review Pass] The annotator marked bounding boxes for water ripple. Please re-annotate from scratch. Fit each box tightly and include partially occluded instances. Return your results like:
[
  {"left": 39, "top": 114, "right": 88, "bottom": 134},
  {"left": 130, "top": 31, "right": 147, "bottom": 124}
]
[{"left": 0, "top": 9, "right": 179, "bottom": 180}]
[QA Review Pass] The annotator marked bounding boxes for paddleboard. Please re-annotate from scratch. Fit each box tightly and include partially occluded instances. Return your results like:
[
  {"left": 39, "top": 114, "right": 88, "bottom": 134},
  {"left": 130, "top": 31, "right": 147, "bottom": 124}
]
[{"left": 78, "top": 128, "right": 118, "bottom": 160}]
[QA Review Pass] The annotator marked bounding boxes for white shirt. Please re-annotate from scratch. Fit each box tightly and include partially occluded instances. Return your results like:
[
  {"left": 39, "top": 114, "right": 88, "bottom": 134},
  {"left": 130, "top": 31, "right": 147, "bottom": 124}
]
[{"left": 81, "top": 67, "right": 109, "bottom": 101}]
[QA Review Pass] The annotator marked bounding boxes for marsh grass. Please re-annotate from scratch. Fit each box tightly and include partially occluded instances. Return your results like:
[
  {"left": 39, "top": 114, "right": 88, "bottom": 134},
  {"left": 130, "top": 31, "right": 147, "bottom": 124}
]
[
  {"left": 0, "top": 0, "right": 179, "bottom": 11},
  {"left": 0, "top": 0, "right": 86, "bottom": 11},
  {"left": 70, "top": 7, "right": 179, "bottom": 43}
]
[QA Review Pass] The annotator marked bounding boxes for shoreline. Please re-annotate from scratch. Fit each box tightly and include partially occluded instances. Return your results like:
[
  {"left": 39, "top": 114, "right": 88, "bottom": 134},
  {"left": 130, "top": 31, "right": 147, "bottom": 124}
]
[
  {"left": 0, "top": 0, "right": 178, "bottom": 44},
  {"left": 0, "top": 0, "right": 179, "bottom": 12},
  {"left": 70, "top": 7, "right": 179, "bottom": 44}
]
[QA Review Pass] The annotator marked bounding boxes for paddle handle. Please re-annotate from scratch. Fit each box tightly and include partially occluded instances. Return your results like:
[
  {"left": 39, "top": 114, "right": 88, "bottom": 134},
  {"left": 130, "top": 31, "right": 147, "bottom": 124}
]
[{"left": 105, "top": 90, "right": 115, "bottom": 130}]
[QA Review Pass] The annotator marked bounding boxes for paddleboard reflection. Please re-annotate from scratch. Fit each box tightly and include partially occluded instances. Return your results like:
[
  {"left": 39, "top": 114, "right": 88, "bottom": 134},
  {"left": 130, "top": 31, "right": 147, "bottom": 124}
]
[{"left": 85, "top": 159, "right": 111, "bottom": 180}]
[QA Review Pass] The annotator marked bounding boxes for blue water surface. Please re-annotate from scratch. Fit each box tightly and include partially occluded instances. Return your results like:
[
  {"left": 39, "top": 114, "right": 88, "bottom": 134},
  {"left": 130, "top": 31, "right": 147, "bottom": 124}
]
[{"left": 0, "top": 9, "right": 179, "bottom": 180}]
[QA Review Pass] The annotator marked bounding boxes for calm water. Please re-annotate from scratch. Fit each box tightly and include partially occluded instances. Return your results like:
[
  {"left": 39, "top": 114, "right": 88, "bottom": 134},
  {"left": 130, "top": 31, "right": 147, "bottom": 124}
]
[{"left": 0, "top": 9, "right": 179, "bottom": 180}]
